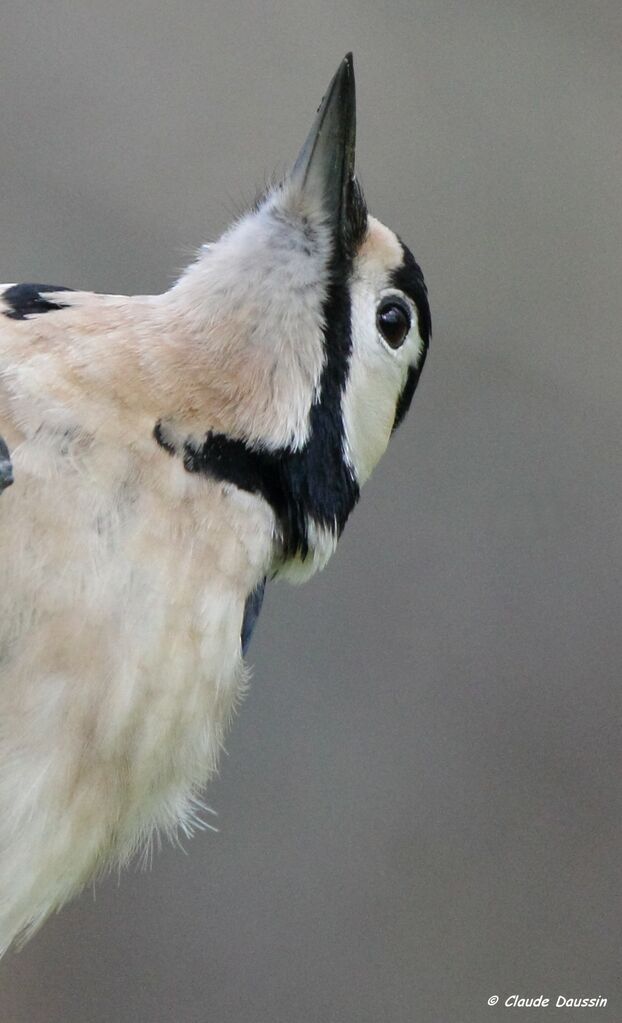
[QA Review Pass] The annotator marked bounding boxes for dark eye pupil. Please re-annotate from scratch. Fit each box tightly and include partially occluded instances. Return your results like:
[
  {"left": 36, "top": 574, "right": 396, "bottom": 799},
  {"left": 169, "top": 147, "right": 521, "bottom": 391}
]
[{"left": 377, "top": 302, "right": 410, "bottom": 348}]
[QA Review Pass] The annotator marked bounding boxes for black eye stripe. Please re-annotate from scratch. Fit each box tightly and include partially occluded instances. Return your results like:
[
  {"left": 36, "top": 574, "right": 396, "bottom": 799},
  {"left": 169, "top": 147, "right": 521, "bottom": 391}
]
[
  {"left": 389, "top": 242, "right": 431, "bottom": 348},
  {"left": 388, "top": 240, "right": 431, "bottom": 431}
]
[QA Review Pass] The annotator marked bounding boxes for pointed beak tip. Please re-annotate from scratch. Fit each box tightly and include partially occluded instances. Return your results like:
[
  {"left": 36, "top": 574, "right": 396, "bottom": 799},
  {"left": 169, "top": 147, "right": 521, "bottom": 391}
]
[
  {"left": 289, "top": 54, "right": 360, "bottom": 230},
  {"left": 319, "top": 54, "right": 355, "bottom": 117},
  {"left": 334, "top": 52, "right": 355, "bottom": 100},
  {"left": 324, "top": 53, "right": 356, "bottom": 138}
]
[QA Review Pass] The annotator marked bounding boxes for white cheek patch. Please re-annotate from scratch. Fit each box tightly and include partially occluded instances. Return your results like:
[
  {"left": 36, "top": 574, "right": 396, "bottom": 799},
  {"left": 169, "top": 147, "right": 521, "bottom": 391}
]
[
  {"left": 341, "top": 216, "right": 428, "bottom": 485},
  {"left": 342, "top": 283, "right": 404, "bottom": 485}
]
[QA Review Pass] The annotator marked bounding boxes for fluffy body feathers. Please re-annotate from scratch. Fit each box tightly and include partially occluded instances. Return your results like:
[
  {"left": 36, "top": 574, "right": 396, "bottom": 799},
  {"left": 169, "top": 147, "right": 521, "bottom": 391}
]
[{"left": 0, "top": 55, "right": 430, "bottom": 951}]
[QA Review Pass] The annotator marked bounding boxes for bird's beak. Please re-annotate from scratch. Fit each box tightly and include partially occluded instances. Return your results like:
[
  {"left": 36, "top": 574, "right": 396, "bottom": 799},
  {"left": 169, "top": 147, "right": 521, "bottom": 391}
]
[{"left": 290, "top": 53, "right": 357, "bottom": 240}]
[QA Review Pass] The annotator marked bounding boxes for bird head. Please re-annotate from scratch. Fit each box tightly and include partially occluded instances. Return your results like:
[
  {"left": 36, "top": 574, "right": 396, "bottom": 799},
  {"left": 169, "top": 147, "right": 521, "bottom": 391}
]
[{"left": 164, "top": 54, "right": 430, "bottom": 577}]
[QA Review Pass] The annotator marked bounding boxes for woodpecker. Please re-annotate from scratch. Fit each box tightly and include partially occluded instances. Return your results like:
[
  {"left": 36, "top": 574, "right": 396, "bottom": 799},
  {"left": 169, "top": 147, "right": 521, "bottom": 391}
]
[{"left": 0, "top": 54, "right": 430, "bottom": 952}]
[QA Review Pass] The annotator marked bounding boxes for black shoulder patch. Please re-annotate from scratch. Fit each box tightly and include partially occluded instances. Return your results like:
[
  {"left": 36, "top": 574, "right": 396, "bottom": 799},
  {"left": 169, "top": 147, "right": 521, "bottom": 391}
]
[
  {"left": 2, "top": 283, "right": 74, "bottom": 321},
  {"left": 241, "top": 578, "right": 266, "bottom": 656}
]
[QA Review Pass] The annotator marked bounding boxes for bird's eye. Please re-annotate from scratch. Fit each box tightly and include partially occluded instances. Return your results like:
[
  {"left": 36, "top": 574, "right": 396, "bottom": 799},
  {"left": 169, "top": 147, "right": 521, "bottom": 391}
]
[{"left": 376, "top": 298, "right": 411, "bottom": 349}]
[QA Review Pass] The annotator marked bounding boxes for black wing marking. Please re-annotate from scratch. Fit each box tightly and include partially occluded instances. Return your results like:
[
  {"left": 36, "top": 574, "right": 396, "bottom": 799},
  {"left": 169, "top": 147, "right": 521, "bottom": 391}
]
[
  {"left": 241, "top": 578, "right": 266, "bottom": 656},
  {"left": 0, "top": 437, "right": 13, "bottom": 493},
  {"left": 2, "top": 283, "right": 74, "bottom": 321}
]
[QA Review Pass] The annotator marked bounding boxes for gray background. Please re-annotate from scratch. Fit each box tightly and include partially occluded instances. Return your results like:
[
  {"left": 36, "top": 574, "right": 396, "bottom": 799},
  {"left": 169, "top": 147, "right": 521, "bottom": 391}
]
[{"left": 0, "top": 2, "right": 621, "bottom": 1021}]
